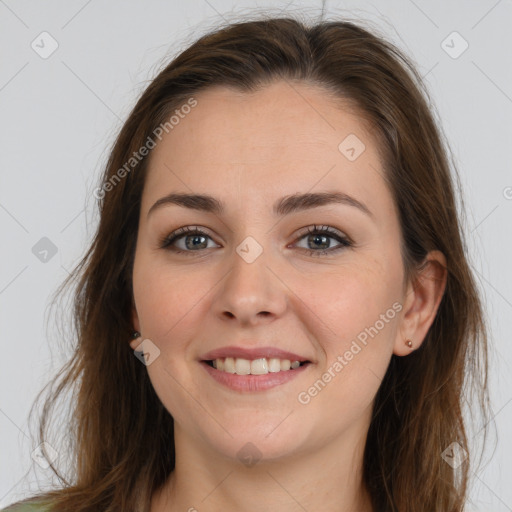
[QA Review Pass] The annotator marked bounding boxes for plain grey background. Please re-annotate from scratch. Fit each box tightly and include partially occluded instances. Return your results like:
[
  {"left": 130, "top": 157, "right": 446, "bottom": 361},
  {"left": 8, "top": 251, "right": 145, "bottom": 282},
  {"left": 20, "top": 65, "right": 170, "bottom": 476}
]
[{"left": 1, "top": 0, "right": 511, "bottom": 510}]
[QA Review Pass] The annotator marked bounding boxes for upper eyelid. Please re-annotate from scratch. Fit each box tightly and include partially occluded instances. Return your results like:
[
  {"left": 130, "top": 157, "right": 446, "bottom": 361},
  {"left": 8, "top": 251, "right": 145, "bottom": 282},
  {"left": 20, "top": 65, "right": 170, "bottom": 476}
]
[
  {"left": 165, "top": 224, "right": 347, "bottom": 240},
  {"left": 162, "top": 225, "right": 351, "bottom": 249}
]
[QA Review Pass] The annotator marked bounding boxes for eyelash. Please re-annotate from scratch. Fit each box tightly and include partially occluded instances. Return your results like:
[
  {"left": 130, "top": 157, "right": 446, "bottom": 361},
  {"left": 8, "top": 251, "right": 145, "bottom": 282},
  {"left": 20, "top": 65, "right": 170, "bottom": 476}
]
[{"left": 159, "top": 224, "right": 353, "bottom": 257}]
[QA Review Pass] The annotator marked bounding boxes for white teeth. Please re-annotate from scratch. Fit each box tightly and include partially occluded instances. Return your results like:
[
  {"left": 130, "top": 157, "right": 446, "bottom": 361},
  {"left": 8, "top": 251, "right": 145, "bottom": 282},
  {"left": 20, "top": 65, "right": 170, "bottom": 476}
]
[
  {"left": 280, "top": 359, "right": 291, "bottom": 371},
  {"left": 268, "top": 358, "right": 281, "bottom": 373},
  {"left": 210, "top": 357, "right": 305, "bottom": 375},
  {"left": 224, "top": 357, "right": 236, "bottom": 374},
  {"left": 251, "top": 358, "right": 268, "bottom": 375},
  {"left": 235, "top": 358, "right": 251, "bottom": 375}
]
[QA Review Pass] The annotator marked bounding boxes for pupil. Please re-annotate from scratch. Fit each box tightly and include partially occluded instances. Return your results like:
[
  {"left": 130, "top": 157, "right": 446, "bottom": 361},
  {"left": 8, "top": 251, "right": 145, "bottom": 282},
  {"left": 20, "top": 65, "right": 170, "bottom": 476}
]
[
  {"left": 311, "top": 234, "right": 328, "bottom": 249},
  {"left": 186, "top": 235, "right": 207, "bottom": 249}
]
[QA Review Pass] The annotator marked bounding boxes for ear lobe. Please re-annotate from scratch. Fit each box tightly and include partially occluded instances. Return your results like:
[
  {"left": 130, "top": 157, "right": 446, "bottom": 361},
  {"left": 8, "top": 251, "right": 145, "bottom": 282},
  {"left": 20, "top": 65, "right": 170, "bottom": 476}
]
[{"left": 394, "top": 250, "right": 447, "bottom": 356}]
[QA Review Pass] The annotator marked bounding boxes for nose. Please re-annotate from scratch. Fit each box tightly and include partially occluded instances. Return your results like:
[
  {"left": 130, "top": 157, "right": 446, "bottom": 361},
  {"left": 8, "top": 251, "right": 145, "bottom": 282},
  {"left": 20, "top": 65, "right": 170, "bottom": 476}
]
[{"left": 212, "top": 243, "right": 288, "bottom": 327}]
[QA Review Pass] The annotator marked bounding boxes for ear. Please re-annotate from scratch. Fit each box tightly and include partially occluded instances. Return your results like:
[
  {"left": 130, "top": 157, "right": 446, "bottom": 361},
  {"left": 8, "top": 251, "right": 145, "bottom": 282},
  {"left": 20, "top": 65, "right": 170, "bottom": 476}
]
[
  {"left": 394, "top": 250, "right": 447, "bottom": 356},
  {"left": 129, "top": 302, "right": 142, "bottom": 350}
]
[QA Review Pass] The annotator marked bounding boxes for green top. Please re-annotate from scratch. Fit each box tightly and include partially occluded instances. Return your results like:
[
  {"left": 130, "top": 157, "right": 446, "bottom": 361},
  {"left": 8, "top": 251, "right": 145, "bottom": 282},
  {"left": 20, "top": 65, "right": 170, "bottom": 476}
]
[{"left": 1, "top": 502, "right": 51, "bottom": 512}]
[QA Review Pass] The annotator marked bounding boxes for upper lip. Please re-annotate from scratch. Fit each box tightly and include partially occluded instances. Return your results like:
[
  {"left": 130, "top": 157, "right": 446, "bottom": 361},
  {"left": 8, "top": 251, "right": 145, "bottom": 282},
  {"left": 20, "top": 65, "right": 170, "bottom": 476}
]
[{"left": 200, "top": 345, "right": 311, "bottom": 362}]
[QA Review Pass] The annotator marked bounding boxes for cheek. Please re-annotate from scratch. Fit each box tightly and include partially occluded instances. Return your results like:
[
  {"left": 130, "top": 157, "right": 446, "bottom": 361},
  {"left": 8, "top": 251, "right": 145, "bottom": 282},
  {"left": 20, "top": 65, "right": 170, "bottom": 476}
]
[
  {"left": 132, "top": 251, "right": 212, "bottom": 338},
  {"left": 132, "top": 254, "right": 210, "bottom": 416},
  {"left": 293, "top": 257, "right": 401, "bottom": 415},
  {"left": 292, "top": 257, "right": 401, "bottom": 349}
]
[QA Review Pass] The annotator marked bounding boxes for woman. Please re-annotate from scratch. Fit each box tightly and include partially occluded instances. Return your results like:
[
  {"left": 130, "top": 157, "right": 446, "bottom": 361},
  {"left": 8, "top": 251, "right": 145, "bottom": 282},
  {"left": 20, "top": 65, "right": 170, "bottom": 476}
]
[{"left": 4, "top": 14, "right": 490, "bottom": 512}]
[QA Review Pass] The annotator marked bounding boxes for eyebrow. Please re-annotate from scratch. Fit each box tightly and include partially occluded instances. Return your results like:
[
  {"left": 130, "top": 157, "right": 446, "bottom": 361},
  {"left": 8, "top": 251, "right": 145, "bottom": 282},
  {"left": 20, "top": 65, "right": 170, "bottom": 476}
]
[{"left": 147, "top": 191, "right": 373, "bottom": 219}]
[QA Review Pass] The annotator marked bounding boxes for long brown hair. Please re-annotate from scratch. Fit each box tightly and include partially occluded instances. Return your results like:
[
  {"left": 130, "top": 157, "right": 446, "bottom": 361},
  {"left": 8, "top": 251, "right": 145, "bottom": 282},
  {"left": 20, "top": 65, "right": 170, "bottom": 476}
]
[{"left": 6, "top": 13, "right": 491, "bottom": 512}]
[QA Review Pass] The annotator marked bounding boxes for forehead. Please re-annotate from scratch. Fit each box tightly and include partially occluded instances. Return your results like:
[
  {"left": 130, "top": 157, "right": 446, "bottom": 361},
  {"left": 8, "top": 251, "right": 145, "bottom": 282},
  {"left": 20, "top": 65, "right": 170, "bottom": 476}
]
[
  {"left": 151, "top": 81, "right": 377, "bottom": 164},
  {"left": 142, "top": 80, "right": 394, "bottom": 222}
]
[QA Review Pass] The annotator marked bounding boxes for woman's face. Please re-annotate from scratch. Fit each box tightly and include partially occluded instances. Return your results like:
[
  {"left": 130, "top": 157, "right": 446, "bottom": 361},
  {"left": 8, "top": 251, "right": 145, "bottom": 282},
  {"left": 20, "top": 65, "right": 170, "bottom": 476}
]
[{"left": 131, "top": 80, "right": 410, "bottom": 462}]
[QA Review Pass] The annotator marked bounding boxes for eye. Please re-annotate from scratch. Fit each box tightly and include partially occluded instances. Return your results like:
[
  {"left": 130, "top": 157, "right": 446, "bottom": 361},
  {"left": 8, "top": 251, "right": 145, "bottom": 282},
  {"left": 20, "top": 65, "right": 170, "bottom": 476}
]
[
  {"left": 160, "top": 224, "right": 353, "bottom": 257},
  {"left": 160, "top": 226, "right": 219, "bottom": 254},
  {"left": 292, "top": 224, "right": 352, "bottom": 257}
]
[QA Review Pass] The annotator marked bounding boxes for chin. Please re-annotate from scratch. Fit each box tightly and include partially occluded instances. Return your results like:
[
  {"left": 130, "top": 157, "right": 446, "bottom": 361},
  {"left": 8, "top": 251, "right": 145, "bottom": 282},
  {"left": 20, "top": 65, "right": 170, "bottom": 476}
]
[{"left": 198, "top": 419, "right": 311, "bottom": 465}]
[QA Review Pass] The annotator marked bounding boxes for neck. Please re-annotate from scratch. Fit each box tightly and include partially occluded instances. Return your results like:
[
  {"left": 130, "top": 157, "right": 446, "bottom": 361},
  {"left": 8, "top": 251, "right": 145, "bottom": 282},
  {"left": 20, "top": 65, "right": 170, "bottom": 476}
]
[{"left": 151, "top": 422, "right": 374, "bottom": 512}]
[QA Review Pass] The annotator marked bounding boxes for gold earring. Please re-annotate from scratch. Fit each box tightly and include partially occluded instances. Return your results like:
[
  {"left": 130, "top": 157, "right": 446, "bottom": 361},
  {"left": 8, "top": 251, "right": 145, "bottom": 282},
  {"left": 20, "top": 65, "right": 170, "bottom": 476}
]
[{"left": 406, "top": 339, "right": 413, "bottom": 348}]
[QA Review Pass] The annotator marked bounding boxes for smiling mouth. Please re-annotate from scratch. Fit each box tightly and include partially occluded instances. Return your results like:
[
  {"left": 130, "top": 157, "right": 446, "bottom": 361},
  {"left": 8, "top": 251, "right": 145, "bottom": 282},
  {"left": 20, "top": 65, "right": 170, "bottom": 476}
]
[{"left": 202, "top": 357, "right": 311, "bottom": 375}]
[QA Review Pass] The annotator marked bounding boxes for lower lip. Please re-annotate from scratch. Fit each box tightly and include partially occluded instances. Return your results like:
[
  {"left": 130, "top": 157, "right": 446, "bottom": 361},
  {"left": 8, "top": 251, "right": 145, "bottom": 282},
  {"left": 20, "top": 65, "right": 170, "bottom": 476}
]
[{"left": 200, "top": 361, "right": 311, "bottom": 392}]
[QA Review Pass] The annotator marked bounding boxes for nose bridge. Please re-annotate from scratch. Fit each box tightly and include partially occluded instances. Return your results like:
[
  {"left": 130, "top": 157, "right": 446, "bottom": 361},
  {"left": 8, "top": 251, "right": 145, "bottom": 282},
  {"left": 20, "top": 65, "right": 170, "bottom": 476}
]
[{"left": 213, "top": 231, "right": 287, "bottom": 324}]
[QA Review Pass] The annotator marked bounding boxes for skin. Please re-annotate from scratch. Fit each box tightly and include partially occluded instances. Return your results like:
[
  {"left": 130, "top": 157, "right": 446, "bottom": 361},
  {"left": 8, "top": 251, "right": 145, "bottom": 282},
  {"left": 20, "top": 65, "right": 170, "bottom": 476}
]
[{"left": 129, "top": 80, "right": 447, "bottom": 512}]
